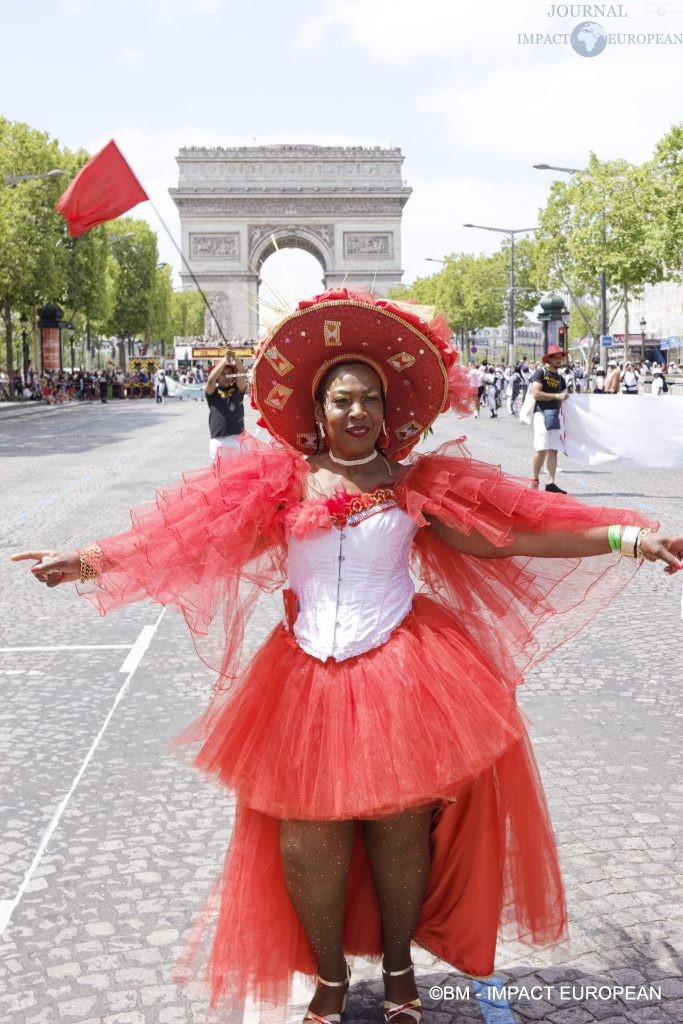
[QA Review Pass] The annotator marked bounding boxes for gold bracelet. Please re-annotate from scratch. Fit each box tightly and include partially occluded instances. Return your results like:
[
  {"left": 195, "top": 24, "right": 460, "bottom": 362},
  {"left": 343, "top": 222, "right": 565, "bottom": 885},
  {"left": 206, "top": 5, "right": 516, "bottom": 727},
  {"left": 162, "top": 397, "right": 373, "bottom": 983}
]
[
  {"left": 77, "top": 544, "right": 103, "bottom": 583},
  {"left": 620, "top": 525, "right": 641, "bottom": 559},
  {"left": 635, "top": 527, "right": 655, "bottom": 562}
]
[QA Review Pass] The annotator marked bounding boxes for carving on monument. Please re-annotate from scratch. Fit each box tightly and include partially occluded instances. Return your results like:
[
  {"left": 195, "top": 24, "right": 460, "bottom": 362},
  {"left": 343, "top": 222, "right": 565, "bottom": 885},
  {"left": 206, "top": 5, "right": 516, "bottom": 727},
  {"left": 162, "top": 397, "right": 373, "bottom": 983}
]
[
  {"left": 204, "top": 291, "right": 232, "bottom": 340},
  {"left": 175, "top": 198, "right": 405, "bottom": 217},
  {"left": 190, "top": 233, "right": 240, "bottom": 259},
  {"left": 344, "top": 233, "right": 392, "bottom": 258},
  {"left": 248, "top": 224, "right": 334, "bottom": 253}
]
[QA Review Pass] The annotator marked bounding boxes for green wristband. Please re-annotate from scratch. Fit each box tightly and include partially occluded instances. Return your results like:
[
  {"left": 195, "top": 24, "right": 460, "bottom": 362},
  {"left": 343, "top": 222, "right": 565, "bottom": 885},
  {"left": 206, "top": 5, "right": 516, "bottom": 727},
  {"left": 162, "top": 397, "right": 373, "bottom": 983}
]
[{"left": 607, "top": 524, "right": 622, "bottom": 552}]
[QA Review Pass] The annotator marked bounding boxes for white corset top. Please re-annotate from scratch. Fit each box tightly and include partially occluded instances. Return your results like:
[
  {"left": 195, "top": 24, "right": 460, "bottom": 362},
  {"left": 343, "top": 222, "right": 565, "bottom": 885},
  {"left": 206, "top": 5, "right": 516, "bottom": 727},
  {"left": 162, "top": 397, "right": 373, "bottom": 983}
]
[{"left": 287, "top": 505, "right": 417, "bottom": 663}]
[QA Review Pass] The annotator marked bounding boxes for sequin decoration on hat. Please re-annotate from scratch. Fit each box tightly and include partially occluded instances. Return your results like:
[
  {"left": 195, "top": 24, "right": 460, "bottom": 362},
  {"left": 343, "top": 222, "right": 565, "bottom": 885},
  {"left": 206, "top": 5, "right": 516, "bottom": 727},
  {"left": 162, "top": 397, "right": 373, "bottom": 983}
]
[{"left": 251, "top": 288, "right": 475, "bottom": 459}]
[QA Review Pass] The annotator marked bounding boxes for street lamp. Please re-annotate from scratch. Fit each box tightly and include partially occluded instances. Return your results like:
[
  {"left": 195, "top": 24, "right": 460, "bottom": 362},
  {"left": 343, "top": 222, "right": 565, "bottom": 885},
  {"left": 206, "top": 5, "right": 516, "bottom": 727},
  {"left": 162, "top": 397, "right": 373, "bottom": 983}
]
[
  {"left": 425, "top": 257, "right": 447, "bottom": 265},
  {"left": 639, "top": 317, "right": 647, "bottom": 363},
  {"left": 532, "top": 163, "right": 581, "bottom": 175},
  {"left": 4, "top": 169, "right": 65, "bottom": 187},
  {"left": 68, "top": 322, "right": 75, "bottom": 372},
  {"left": 463, "top": 223, "right": 537, "bottom": 364},
  {"left": 20, "top": 313, "right": 29, "bottom": 384},
  {"left": 534, "top": 162, "right": 608, "bottom": 366}
]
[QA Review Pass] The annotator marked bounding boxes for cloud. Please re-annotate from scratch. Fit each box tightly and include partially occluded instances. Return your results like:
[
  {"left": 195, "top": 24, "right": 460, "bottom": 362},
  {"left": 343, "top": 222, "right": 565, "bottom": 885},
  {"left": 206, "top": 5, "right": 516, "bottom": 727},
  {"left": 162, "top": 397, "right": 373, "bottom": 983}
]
[
  {"left": 62, "top": 0, "right": 87, "bottom": 15},
  {"left": 291, "top": 0, "right": 545, "bottom": 64},
  {"left": 292, "top": 0, "right": 683, "bottom": 66},
  {"left": 291, "top": 13, "right": 328, "bottom": 51},
  {"left": 291, "top": 0, "right": 683, "bottom": 227},
  {"left": 118, "top": 47, "right": 149, "bottom": 69},
  {"left": 155, "top": 0, "right": 222, "bottom": 28},
  {"left": 416, "top": 46, "right": 683, "bottom": 167}
]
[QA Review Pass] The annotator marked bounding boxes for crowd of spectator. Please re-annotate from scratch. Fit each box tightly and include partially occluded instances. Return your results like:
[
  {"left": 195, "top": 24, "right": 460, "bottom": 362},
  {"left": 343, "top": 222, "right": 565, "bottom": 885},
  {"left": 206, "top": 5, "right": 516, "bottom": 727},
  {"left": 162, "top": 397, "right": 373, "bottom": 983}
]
[
  {"left": 0, "top": 366, "right": 185, "bottom": 404},
  {"left": 2, "top": 357, "right": 679, "bottom": 410},
  {"left": 471, "top": 358, "right": 680, "bottom": 418}
]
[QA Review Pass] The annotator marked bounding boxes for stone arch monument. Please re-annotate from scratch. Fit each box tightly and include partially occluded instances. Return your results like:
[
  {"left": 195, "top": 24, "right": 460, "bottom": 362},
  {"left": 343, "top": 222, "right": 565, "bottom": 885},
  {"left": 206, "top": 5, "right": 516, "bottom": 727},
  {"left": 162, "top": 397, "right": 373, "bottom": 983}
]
[{"left": 169, "top": 145, "right": 412, "bottom": 339}]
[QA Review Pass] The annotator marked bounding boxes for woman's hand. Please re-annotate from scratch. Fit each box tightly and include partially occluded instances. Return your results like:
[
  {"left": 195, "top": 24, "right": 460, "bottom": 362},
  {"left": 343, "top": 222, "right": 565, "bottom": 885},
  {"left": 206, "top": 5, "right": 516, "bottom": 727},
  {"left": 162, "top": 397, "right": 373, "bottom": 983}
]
[
  {"left": 638, "top": 532, "right": 683, "bottom": 574},
  {"left": 11, "top": 549, "right": 81, "bottom": 587}
]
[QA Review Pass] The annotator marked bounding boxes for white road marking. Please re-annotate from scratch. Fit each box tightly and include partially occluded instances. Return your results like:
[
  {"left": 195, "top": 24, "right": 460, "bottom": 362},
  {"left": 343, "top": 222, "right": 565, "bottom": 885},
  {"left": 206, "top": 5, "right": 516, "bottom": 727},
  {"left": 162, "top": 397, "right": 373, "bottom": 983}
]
[
  {"left": 0, "top": 644, "right": 131, "bottom": 652},
  {"left": 118, "top": 625, "right": 157, "bottom": 674},
  {"left": 0, "top": 608, "right": 166, "bottom": 938}
]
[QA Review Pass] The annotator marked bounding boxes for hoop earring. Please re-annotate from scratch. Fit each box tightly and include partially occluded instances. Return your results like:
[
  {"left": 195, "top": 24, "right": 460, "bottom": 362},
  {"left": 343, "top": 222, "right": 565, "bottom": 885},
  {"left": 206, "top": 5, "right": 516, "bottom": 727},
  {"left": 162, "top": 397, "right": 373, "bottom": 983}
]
[
  {"left": 318, "top": 421, "right": 326, "bottom": 439},
  {"left": 380, "top": 418, "right": 388, "bottom": 440}
]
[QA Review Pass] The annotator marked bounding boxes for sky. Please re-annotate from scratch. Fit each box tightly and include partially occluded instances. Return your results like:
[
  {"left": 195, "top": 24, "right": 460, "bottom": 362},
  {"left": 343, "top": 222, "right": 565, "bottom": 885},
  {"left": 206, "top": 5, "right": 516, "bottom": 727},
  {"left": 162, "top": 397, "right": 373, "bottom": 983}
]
[{"left": 2, "top": 0, "right": 683, "bottom": 325}]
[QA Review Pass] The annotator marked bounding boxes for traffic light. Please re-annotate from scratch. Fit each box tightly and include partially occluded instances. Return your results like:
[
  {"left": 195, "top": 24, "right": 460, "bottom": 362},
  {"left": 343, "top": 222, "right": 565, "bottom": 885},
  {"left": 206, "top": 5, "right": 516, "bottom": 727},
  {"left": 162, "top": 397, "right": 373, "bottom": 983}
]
[{"left": 557, "top": 324, "right": 567, "bottom": 348}]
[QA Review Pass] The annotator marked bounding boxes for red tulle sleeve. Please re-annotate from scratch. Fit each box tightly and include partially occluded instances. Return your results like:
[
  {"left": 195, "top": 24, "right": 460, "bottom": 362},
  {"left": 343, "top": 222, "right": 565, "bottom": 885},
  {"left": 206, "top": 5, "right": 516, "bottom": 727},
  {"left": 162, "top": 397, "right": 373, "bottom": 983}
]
[
  {"left": 398, "top": 441, "right": 658, "bottom": 688},
  {"left": 79, "top": 437, "right": 308, "bottom": 708}
]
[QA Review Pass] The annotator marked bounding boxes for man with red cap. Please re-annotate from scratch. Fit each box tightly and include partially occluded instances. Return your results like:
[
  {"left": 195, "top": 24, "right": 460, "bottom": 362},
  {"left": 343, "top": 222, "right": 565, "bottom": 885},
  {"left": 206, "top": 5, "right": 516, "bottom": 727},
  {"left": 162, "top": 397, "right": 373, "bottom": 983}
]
[{"left": 529, "top": 344, "right": 570, "bottom": 493}]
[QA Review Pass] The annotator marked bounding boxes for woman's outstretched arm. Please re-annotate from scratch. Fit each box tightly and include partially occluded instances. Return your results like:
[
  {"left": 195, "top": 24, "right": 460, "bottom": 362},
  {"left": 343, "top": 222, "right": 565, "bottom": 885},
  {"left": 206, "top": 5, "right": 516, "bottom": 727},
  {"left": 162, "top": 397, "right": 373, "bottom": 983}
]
[{"left": 427, "top": 515, "right": 683, "bottom": 575}]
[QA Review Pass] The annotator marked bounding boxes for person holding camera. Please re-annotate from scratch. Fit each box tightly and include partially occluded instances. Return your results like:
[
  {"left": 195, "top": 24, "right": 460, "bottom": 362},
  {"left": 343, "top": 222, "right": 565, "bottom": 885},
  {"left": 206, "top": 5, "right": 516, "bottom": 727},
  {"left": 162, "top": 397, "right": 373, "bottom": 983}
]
[{"left": 204, "top": 351, "right": 248, "bottom": 463}]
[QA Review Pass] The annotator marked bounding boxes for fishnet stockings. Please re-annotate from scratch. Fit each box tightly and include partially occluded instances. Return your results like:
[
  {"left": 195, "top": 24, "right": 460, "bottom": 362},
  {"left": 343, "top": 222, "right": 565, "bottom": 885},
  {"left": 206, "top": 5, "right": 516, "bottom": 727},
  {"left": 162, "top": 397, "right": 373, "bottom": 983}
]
[
  {"left": 362, "top": 809, "right": 432, "bottom": 971},
  {"left": 280, "top": 818, "right": 356, "bottom": 982},
  {"left": 280, "top": 810, "right": 431, "bottom": 987}
]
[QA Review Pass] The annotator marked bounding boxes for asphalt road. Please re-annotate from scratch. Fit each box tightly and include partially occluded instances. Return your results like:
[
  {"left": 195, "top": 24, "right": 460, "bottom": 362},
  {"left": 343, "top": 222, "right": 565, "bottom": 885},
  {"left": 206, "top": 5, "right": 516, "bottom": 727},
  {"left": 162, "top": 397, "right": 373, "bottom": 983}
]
[{"left": 1, "top": 397, "right": 681, "bottom": 1024}]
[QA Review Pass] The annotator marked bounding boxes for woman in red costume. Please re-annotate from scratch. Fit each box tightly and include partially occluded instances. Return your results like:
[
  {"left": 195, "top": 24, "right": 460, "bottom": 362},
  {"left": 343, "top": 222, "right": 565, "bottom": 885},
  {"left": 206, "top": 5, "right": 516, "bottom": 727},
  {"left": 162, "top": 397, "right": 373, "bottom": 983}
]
[{"left": 14, "top": 291, "right": 683, "bottom": 1024}]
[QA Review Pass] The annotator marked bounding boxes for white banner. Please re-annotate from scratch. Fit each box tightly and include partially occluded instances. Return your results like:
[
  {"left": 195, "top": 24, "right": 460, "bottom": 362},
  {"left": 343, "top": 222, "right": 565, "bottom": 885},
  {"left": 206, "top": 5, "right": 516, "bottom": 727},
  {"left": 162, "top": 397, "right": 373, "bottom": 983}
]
[
  {"left": 561, "top": 394, "right": 683, "bottom": 468},
  {"left": 165, "top": 377, "right": 205, "bottom": 400}
]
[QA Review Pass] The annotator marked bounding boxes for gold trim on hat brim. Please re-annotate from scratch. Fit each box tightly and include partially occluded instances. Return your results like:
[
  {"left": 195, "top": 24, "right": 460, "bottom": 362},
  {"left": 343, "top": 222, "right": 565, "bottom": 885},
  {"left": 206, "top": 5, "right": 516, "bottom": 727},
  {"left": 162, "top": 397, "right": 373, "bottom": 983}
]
[
  {"left": 252, "top": 299, "right": 450, "bottom": 458},
  {"left": 310, "top": 353, "right": 389, "bottom": 399}
]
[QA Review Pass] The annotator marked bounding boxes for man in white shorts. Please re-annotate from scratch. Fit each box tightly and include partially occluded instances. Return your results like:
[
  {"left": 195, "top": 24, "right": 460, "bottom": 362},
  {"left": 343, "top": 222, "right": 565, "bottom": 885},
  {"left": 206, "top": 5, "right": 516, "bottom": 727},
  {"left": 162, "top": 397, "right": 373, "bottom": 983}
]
[
  {"left": 529, "top": 345, "right": 569, "bottom": 493},
  {"left": 205, "top": 352, "right": 248, "bottom": 463}
]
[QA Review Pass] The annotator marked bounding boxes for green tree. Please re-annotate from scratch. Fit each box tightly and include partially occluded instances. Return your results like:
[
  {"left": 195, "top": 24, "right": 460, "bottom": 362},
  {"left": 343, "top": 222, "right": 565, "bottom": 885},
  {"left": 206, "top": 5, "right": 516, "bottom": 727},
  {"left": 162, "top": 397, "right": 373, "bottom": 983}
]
[
  {"left": 536, "top": 154, "right": 668, "bottom": 359},
  {"left": 105, "top": 217, "right": 159, "bottom": 367},
  {"left": 391, "top": 246, "right": 541, "bottom": 361},
  {"left": 389, "top": 275, "right": 439, "bottom": 305},
  {"left": 147, "top": 263, "right": 173, "bottom": 353},
  {"left": 169, "top": 288, "right": 205, "bottom": 338},
  {"left": 652, "top": 123, "right": 683, "bottom": 277},
  {"left": 435, "top": 253, "right": 506, "bottom": 355},
  {"left": 0, "top": 117, "right": 67, "bottom": 382},
  {"left": 500, "top": 237, "right": 544, "bottom": 328},
  {"left": 64, "top": 229, "right": 111, "bottom": 322}
]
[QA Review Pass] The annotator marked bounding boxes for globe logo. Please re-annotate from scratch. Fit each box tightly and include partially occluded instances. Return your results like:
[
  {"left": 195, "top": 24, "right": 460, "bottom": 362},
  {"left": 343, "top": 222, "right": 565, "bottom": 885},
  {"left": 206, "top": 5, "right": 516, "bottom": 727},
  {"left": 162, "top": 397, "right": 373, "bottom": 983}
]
[{"left": 570, "top": 21, "right": 608, "bottom": 57}]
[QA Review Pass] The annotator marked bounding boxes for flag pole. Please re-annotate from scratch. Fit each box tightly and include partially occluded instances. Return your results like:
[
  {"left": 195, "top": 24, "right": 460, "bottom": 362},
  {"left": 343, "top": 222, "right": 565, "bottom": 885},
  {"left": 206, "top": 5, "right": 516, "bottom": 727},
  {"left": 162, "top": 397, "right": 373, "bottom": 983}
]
[
  {"left": 147, "top": 198, "right": 232, "bottom": 348},
  {"left": 55, "top": 137, "right": 234, "bottom": 349}
]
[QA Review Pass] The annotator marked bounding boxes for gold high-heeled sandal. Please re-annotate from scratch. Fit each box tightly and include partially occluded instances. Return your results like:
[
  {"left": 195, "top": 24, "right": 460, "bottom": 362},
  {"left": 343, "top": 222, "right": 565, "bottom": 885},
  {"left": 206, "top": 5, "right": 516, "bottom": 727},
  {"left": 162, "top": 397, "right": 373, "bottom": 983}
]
[
  {"left": 303, "top": 963, "right": 351, "bottom": 1024},
  {"left": 382, "top": 963, "right": 422, "bottom": 1024}
]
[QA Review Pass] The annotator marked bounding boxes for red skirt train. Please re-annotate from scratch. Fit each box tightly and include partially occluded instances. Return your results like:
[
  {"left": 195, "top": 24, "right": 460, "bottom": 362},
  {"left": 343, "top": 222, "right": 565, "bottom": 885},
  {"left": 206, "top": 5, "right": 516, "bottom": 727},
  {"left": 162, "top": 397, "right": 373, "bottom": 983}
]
[{"left": 174, "top": 595, "right": 566, "bottom": 1011}]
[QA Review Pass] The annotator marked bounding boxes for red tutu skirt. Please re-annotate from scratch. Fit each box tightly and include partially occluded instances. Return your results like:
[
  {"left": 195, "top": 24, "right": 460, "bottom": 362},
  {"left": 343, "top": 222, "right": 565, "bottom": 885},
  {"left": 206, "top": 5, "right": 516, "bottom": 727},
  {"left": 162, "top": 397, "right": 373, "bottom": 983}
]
[
  {"left": 175, "top": 595, "right": 567, "bottom": 1010},
  {"left": 81, "top": 438, "right": 655, "bottom": 1013}
]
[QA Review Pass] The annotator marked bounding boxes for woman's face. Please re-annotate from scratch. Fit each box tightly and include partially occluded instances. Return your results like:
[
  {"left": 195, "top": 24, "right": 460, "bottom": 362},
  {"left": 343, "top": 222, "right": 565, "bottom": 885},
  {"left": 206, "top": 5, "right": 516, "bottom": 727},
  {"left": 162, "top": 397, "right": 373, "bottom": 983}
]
[{"left": 315, "top": 363, "right": 384, "bottom": 458}]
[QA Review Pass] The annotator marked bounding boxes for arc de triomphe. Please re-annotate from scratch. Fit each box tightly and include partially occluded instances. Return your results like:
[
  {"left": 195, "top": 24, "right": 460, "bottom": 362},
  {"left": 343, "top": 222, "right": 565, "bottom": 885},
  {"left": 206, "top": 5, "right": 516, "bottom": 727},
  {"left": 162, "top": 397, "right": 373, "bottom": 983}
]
[{"left": 169, "top": 145, "right": 412, "bottom": 340}]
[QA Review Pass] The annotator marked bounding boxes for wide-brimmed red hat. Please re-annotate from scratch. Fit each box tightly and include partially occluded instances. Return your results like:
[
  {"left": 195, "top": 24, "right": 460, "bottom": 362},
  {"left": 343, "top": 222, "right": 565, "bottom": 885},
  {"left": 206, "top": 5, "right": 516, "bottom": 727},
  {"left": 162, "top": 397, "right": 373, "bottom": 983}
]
[
  {"left": 251, "top": 288, "right": 474, "bottom": 459},
  {"left": 542, "top": 345, "right": 567, "bottom": 362}
]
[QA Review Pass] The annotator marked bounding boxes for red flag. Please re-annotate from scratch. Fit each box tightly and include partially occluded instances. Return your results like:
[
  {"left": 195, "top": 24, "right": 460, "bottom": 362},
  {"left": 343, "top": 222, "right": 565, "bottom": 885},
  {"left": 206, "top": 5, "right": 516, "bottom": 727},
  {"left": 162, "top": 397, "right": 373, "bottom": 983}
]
[{"left": 56, "top": 140, "right": 148, "bottom": 237}]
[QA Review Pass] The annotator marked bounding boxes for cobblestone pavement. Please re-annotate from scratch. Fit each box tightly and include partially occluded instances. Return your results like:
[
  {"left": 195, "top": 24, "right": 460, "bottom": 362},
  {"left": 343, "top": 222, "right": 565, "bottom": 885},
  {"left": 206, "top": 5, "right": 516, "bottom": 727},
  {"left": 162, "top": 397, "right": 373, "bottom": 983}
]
[{"left": 1, "top": 398, "right": 681, "bottom": 1024}]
